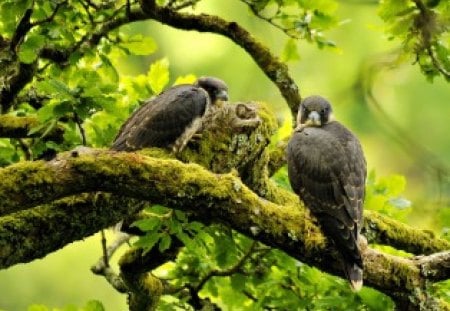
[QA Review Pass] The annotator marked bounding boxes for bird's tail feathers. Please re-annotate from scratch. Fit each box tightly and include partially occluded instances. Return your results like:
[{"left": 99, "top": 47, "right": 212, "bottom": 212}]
[{"left": 344, "top": 262, "right": 363, "bottom": 291}]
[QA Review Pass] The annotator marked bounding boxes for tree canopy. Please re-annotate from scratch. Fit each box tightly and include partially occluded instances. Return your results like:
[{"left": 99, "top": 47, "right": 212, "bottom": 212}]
[{"left": 0, "top": 0, "right": 449, "bottom": 310}]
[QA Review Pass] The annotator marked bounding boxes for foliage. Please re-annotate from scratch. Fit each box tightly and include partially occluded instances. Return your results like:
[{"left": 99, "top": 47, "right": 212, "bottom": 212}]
[
  {"left": 378, "top": 0, "right": 450, "bottom": 81},
  {"left": 241, "top": 0, "right": 340, "bottom": 61},
  {"left": 365, "top": 171, "right": 412, "bottom": 221},
  {"left": 0, "top": 0, "right": 448, "bottom": 310}
]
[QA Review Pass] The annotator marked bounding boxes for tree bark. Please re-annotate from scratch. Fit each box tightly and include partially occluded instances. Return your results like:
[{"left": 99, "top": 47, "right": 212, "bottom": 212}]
[{"left": 0, "top": 102, "right": 448, "bottom": 309}]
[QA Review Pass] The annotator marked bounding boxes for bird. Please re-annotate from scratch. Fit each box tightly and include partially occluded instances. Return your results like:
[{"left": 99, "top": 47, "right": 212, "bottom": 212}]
[
  {"left": 286, "top": 95, "right": 366, "bottom": 291},
  {"left": 111, "top": 76, "right": 229, "bottom": 153}
]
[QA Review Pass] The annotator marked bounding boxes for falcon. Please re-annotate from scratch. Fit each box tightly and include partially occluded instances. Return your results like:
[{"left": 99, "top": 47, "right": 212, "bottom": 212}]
[
  {"left": 286, "top": 95, "right": 366, "bottom": 291},
  {"left": 111, "top": 76, "right": 229, "bottom": 152}
]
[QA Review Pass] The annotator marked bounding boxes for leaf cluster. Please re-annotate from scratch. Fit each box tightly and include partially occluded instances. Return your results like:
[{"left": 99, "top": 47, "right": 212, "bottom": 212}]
[{"left": 378, "top": 0, "right": 450, "bottom": 81}]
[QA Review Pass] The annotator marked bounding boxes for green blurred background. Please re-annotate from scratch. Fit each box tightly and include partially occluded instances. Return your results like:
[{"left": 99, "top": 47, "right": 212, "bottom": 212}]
[{"left": 1, "top": 1, "right": 449, "bottom": 310}]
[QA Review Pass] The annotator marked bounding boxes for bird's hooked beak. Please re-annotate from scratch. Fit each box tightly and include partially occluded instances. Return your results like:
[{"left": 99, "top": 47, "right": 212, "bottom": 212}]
[
  {"left": 294, "top": 110, "right": 321, "bottom": 132},
  {"left": 305, "top": 110, "right": 321, "bottom": 126},
  {"left": 213, "top": 90, "right": 229, "bottom": 108},
  {"left": 216, "top": 90, "right": 229, "bottom": 102}
]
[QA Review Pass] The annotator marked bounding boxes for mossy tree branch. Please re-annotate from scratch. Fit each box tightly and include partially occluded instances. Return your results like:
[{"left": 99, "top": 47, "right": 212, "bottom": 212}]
[
  {"left": 0, "top": 2, "right": 448, "bottom": 309},
  {"left": 0, "top": 115, "right": 64, "bottom": 142},
  {"left": 0, "top": 149, "right": 449, "bottom": 309}
]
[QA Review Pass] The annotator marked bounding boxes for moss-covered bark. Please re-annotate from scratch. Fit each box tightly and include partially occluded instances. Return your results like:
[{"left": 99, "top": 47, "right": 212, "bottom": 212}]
[
  {"left": 0, "top": 193, "right": 144, "bottom": 268},
  {"left": 0, "top": 149, "right": 448, "bottom": 309},
  {"left": 364, "top": 210, "right": 450, "bottom": 255},
  {"left": 0, "top": 102, "right": 448, "bottom": 310},
  {"left": 0, "top": 115, "right": 64, "bottom": 142}
]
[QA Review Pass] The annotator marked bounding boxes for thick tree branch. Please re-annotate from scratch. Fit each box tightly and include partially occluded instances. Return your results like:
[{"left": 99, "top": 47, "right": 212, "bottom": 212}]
[
  {"left": 364, "top": 210, "right": 450, "bottom": 255},
  {"left": 0, "top": 192, "right": 144, "bottom": 268},
  {"left": 10, "top": 8, "right": 33, "bottom": 52},
  {"left": 0, "top": 115, "right": 64, "bottom": 142},
  {"left": 415, "top": 251, "right": 450, "bottom": 282},
  {"left": 0, "top": 149, "right": 449, "bottom": 309},
  {"left": 118, "top": 241, "right": 182, "bottom": 311},
  {"left": 0, "top": 60, "right": 36, "bottom": 113}
]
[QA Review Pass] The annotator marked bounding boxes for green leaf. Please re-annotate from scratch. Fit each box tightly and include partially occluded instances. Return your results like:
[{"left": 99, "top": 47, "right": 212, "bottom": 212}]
[
  {"left": 0, "top": 1, "right": 31, "bottom": 36},
  {"left": 39, "top": 79, "right": 74, "bottom": 99},
  {"left": 53, "top": 101, "right": 73, "bottom": 116},
  {"left": 147, "top": 204, "right": 170, "bottom": 215},
  {"left": 378, "top": 0, "right": 413, "bottom": 21},
  {"left": 159, "top": 234, "right": 172, "bottom": 252},
  {"left": 27, "top": 123, "right": 46, "bottom": 136},
  {"left": 230, "top": 273, "right": 246, "bottom": 291},
  {"left": 281, "top": 38, "right": 300, "bottom": 62},
  {"left": 18, "top": 33, "right": 46, "bottom": 63},
  {"left": 37, "top": 102, "right": 57, "bottom": 122},
  {"left": 174, "top": 74, "right": 197, "bottom": 85},
  {"left": 120, "top": 34, "right": 157, "bottom": 55},
  {"left": 39, "top": 119, "right": 58, "bottom": 139},
  {"left": 174, "top": 210, "right": 187, "bottom": 222},
  {"left": 83, "top": 300, "right": 105, "bottom": 311},
  {"left": 147, "top": 58, "right": 170, "bottom": 94},
  {"left": 299, "top": 0, "right": 338, "bottom": 14},
  {"left": 134, "top": 233, "right": 161, "bottom": 254},
  {"left": 99, "top": 54, "right": 119, "bottom": 84},
  {"left": 168, "top": 218, "right": 182, "bottom": 234},
  {"left": 176, "top": 231, "right": 195, "bottom": 250},
  {"left": 131, "top": 217, "right": 161, "bottom": 232}
]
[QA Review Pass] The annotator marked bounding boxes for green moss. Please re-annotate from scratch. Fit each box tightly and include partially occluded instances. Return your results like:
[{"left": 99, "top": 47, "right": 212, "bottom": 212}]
[
  {"left": 137, "top": 147, "right": 174, "bottom": 159},
  {"left": 364, "top": 210, "right": 450, "bottom": 254},
  {"left": 0, "top": 160, "right": 63, "bottom": 215},
  {"left": 0, "top": 115, "right": 64, "bottom": 141}
]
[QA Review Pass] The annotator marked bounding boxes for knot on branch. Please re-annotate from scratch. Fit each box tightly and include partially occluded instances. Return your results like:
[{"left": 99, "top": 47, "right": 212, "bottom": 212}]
[{"left": 179, "top": 101, "right": 276, "bottom": 180}]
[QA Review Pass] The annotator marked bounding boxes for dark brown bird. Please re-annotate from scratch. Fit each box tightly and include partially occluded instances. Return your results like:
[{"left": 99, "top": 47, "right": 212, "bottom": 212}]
[
  {"left": 111, "top": 76, "right": 228, "bottom": 152},
  {"left": 286, "top": 95, "right": 366, "bottom": 291}
]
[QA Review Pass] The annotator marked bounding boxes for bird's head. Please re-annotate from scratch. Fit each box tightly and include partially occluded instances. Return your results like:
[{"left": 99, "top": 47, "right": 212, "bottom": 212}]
[
  {"left": 296, "top": 95, "right": 334, "bottom": 131},
  {"left": 195, "top": 76, "right": 229, "bottom": 106}
]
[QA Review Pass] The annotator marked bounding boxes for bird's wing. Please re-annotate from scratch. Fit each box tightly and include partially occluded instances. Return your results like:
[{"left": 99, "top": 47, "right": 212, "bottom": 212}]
[
  {"left": 111, "top": 85, "right": 208, "bottom": 151},
  {"left": 286, "top": 122, "right": 366, "bottom": 266}
]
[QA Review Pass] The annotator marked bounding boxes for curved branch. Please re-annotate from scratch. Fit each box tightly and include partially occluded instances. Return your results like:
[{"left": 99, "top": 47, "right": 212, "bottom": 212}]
[
  {"left": 138, "top": 0, "right": 301, "bottom": 115},
  {"left": 0, "top": 149, "right": 449, "bottom": 309},
  {"left": 0, "top": 192, "right": 144, "bottom": 268},
  {"left": 364, "top": 210, "right": 450, "bottom": 255}
]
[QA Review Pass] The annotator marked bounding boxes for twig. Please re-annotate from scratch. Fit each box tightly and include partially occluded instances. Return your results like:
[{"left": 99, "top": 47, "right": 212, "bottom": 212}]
[
  {"left": 73, "top": 111, "right": 87, "bottom": 146},
  {"left": 426, "top": 46, "right": 450, "bottom": 79},
  {"left": 91, "top": 232, "right": 131, "bottom": 293},
  {"left": 92, "top": 232, "right": 131, "bottom": 273},
  {"left": 31, "top": 1, "right": 67, "bottom": 27},
  {"left": 240, "top": 0, "right": 300, "bottom": 39},
  {"left": 100, "top": 229, "right": 109, "bottom": 268},
  {"left": 195, "top": 240, "right": 257, "bottom": 292},
  {"left": 412, "top": 0, "right": 450, "bottom": 79},
  {"left": 16, "top": 138, "right": 33, "bottom": 161}
]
